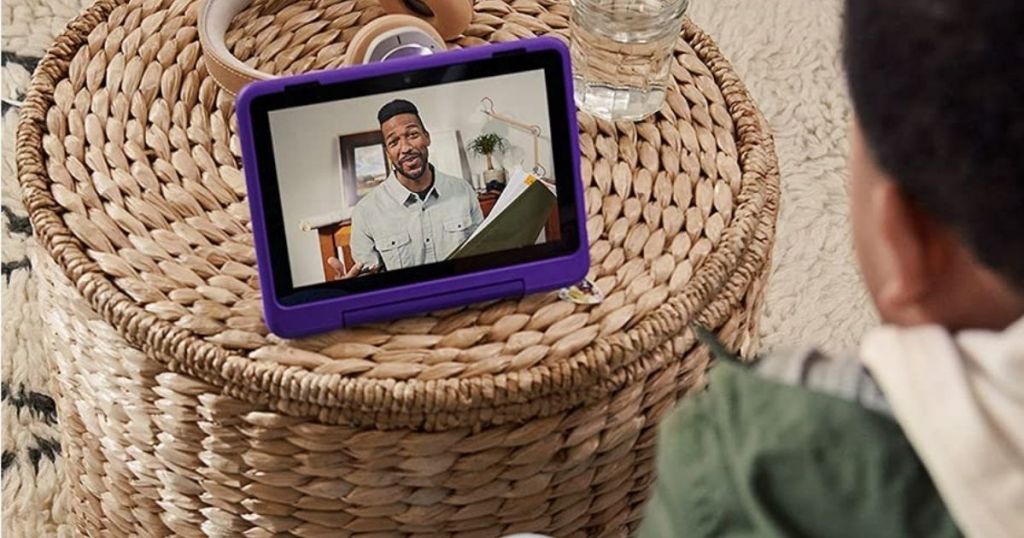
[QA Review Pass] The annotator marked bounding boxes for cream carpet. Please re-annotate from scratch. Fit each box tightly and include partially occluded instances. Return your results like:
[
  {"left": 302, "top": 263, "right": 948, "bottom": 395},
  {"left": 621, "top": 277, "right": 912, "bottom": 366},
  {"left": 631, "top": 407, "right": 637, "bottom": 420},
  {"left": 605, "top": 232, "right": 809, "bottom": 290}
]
[{"left": 0, "top": 0, "right": 874, "bottom": 534}]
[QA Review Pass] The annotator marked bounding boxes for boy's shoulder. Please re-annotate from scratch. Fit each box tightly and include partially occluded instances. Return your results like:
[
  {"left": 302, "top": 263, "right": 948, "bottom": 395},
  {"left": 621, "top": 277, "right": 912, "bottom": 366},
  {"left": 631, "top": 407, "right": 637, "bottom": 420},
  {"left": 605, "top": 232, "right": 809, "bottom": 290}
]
[{"left": 638, "top": 327, "right": 961, "bottom": 538}]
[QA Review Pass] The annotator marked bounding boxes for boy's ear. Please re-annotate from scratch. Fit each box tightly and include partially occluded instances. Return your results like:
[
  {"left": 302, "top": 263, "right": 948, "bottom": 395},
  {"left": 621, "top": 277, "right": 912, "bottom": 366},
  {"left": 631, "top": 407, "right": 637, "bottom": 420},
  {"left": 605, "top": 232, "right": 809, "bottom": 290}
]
[{"left": 868, "top": 181, "right": 941, "bottom": 324}]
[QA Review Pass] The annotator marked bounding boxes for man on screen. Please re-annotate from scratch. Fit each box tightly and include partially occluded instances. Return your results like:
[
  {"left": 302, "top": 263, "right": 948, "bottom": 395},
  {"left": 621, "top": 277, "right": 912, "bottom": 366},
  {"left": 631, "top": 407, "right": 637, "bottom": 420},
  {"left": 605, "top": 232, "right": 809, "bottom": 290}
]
[{"left": 328, "top": 99, "right": 484, "bottom": 278}]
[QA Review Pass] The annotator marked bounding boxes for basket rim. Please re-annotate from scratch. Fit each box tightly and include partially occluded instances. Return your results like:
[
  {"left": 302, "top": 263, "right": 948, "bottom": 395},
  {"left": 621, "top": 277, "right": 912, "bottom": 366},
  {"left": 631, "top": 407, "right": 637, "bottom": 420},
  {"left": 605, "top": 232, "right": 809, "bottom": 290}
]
[{"left": 15, "top": 0, "right": 780, "bottom": 427}]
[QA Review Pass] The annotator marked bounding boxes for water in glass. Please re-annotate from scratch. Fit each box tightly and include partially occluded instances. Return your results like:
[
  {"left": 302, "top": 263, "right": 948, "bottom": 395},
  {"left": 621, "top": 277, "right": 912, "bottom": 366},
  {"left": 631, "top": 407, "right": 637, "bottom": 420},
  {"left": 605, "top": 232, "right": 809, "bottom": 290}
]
[{"left": 571, "top": 0, "right": 689, "bottom": 121}]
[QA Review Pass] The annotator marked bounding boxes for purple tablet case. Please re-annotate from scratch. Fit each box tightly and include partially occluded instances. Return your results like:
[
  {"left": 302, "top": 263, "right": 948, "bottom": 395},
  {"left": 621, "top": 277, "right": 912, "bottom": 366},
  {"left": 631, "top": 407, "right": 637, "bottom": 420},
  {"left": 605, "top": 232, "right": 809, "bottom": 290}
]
[{"left": 237, "top": 37, "right": 589, "bottom": 338}]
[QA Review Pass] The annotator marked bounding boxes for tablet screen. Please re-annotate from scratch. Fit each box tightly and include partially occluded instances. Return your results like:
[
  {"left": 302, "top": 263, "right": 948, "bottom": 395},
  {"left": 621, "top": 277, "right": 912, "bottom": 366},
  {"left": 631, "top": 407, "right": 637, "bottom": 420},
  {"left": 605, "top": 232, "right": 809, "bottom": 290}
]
[{"left": 247, "top": 48, "right": 581, "bottom": 305}]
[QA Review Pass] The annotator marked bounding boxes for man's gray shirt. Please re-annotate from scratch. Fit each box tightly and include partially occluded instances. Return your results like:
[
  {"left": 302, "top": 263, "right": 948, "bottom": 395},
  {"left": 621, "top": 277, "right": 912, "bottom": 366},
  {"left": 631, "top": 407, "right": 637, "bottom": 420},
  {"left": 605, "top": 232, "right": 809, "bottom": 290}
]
[{"left": 350, "top": 167, "right": 484, "bottom": 271}]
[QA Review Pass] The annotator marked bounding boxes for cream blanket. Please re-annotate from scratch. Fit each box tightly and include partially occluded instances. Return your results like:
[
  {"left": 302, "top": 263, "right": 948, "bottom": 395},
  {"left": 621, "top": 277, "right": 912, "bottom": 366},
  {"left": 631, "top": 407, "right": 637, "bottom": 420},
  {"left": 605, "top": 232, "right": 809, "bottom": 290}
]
[{"left": 862, "top": 318, "right": 1024, "bottom": 538}]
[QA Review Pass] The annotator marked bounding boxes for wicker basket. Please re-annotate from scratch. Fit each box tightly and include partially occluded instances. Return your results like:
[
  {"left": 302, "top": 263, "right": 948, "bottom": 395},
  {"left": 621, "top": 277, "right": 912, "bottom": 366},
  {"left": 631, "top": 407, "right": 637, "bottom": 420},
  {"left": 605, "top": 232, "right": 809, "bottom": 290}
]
[{"left": 16, "top": 0, "right": 779, "bottom": 535}]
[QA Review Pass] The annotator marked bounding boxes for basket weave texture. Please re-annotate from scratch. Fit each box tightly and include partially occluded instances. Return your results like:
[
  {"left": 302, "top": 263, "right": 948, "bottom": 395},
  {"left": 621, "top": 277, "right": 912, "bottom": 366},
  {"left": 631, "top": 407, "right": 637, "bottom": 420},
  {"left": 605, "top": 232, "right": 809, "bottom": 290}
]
[{"left": 16, "top": 0, "right": 780, "bottom": 535}]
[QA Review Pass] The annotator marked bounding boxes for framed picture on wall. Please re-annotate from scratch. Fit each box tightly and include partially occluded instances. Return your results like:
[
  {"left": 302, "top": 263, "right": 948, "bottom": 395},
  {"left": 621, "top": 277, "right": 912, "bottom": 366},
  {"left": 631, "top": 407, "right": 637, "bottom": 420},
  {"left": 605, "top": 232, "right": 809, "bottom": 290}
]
[{"left": 339, "top": 131, "right": 389, "bottom": 207}]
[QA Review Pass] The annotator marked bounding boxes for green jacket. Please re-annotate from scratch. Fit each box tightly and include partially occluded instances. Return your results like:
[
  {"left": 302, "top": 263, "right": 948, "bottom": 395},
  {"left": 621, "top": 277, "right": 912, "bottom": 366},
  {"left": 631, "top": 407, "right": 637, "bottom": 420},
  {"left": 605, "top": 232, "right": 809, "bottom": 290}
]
[{"left": 637, "top": 331, "right": 961, "bottom": 538}]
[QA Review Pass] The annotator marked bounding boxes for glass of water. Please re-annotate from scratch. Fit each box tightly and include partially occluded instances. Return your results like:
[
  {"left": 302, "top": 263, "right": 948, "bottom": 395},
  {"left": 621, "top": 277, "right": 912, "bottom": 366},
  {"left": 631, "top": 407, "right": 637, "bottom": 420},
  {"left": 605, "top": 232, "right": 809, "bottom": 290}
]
[{"left": 571, "top": 0, "right": 689, "bottom": 122}]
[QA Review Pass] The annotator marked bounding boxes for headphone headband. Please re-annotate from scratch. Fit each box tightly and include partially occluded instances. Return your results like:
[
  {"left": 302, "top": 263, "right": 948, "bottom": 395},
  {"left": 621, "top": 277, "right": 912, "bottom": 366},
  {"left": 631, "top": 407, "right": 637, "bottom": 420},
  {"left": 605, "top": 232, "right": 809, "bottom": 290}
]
[{"left": 198, "top": 0, "right": 473, "bottom": 95}]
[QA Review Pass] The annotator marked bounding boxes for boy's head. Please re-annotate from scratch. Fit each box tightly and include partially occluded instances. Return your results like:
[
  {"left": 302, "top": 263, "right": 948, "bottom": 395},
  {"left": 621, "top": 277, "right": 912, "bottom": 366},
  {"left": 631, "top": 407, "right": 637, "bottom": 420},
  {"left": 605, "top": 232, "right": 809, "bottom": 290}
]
[{"left": 844, "top": 0, "right": 1024, "bottom": 329}]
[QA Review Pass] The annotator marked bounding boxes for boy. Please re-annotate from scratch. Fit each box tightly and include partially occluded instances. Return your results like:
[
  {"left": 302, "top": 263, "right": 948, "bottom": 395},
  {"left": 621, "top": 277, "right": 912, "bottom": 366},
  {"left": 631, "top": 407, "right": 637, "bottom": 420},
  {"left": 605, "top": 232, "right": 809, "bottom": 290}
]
[{"left": 639, "top": 0, "right": 1024, "bottom": 536}]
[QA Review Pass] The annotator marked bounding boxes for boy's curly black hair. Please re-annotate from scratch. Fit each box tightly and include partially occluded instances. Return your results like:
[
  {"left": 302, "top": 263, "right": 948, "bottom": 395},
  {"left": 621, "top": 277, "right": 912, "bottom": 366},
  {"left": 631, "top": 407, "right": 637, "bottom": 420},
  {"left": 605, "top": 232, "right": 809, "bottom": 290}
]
[{"left": 844, "top": 0, "right": 1024, "bottom": 289}]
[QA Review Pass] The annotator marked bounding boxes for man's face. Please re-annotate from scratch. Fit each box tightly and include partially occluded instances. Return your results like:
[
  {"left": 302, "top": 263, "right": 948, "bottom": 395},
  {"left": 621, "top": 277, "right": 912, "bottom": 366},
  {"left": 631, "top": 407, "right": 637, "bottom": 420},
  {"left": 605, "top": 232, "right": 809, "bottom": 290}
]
[{"left": 381, "top": 113, "right": 431, "bottom": 181}]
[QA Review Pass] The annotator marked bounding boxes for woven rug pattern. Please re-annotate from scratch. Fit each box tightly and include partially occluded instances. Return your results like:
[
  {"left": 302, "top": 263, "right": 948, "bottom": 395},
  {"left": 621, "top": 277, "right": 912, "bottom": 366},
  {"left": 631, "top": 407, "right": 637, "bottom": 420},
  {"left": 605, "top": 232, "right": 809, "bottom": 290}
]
[
  {"left": 4, "top": 2, "right": 92, "bottom": 535},
  {"left": 1, "top": 0, "right": 872, "bottom": 535}
]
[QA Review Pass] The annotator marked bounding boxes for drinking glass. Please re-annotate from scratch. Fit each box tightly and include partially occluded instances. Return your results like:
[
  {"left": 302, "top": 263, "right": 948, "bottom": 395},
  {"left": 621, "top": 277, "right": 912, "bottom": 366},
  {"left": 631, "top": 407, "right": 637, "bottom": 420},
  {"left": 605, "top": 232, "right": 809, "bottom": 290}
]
[{"left": 570, "top": 0, "right": 689, "bottom": 121}]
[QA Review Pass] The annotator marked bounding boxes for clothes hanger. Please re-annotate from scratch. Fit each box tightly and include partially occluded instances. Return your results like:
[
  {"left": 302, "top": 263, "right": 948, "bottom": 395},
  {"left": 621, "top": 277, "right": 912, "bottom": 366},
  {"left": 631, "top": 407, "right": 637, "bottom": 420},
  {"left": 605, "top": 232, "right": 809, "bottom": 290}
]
[{"left": 480, "top": 97, "right": 548, "bottom": 178}]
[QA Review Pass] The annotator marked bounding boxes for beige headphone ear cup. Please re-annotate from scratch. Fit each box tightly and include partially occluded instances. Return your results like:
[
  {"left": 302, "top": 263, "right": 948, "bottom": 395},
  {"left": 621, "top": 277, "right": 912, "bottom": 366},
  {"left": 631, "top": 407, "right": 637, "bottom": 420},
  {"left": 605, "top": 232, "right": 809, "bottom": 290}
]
[
  {"left": 344, "top": 14, "right": 448, "bottom": 65},
  {"left": 344, "top": 15, "right": 447, "bottom": 65},
  {"left": 379, "top": 0, "right": 473, "bottom": 40}
]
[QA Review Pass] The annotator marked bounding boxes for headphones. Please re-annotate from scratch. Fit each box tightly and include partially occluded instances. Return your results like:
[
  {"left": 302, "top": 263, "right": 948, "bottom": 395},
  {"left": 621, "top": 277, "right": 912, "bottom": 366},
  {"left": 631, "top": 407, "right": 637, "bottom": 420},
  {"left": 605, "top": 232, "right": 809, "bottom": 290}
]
[{"left": 198, "top": 0, "right": 474, "bottom": 95}]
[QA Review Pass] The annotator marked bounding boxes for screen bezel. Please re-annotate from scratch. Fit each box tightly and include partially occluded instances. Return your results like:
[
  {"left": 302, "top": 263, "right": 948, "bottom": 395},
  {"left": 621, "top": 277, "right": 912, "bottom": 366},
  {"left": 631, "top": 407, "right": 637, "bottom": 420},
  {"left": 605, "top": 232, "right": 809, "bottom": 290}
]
[{"left": 247, "top": 48, "right": 582, "bottom": 306}]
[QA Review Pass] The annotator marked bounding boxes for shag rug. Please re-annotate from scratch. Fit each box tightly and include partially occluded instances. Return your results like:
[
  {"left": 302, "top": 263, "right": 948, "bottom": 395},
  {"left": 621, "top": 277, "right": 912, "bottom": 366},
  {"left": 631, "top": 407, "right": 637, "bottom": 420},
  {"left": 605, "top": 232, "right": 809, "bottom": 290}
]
[{"left": 0, "top": 0, "right": 876, "bottom": 534}]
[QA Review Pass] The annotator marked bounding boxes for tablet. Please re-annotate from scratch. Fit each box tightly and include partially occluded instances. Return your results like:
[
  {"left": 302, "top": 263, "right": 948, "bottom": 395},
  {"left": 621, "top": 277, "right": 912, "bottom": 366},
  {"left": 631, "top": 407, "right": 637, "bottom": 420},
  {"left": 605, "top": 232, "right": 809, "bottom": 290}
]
[{"left": 237, "top": 37, "right": 589, "bottom": 337}]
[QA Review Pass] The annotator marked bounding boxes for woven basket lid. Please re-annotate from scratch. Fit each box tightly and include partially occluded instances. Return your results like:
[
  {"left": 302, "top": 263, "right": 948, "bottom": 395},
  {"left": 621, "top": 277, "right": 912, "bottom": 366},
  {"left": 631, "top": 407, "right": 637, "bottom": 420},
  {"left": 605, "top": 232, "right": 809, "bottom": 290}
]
[{"left": 17, "top": 0, "right": 779, "bottom": 428}]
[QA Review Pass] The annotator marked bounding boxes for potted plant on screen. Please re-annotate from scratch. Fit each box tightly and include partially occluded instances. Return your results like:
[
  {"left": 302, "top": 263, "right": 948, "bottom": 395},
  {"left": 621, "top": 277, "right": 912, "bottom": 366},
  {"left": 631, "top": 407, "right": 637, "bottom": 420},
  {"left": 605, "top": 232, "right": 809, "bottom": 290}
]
[{"left": 467, "top": 132, "right": 509, "bottom": 189}]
